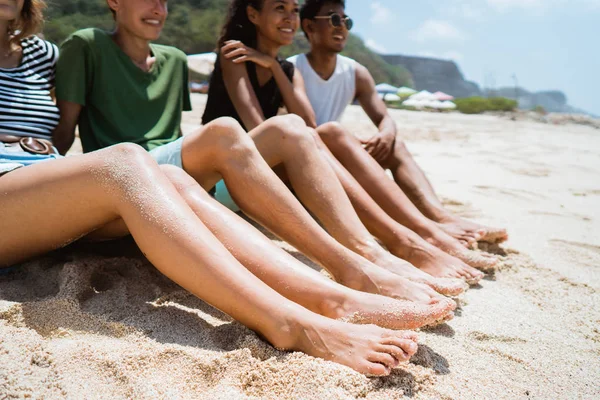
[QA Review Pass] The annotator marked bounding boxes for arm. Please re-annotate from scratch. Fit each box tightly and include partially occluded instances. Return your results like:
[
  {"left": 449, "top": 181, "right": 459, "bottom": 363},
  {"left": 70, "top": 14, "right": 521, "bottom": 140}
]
[
  {"left": 53, "top": 100, "right": 82, "bottom": 155},
  {"left": 355, "top": 64, "right": 397, "bottom": 162},
  {"left": 220, "top": 41, "right": 316, "bottom": 130},
  {"left": 273, "top": 63, "right": 317, "bottom": 128},
  {"left": 53, "top": 34, "right": 92, "bottom": 154},
  {"left": 220, "top": 50, "right": 267, "bottom": 131}
]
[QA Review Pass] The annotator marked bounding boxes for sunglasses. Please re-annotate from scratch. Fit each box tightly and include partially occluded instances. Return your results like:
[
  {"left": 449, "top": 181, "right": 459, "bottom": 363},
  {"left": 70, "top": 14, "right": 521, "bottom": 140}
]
[{"left": 313, "top": 13, "right": 353, "bottom": 31}]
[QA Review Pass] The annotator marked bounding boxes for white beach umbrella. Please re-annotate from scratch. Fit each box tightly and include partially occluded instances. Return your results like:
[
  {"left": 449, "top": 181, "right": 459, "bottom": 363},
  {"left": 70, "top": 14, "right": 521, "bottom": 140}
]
[
  {"left": 398, "top": 86, "right": 417, "bottom": 96},
  {"left": 409, "top": 90, "right": 436, "bottom": 101},
  {"left": 441, "top": 100, "right": 457, "bottom": 109},
  {"left": 403, "top": 99, "right": 427, "bottom": 109},
  {"left": 383, "top": 94, "right": 402, "bottom": 102},
  {"left": 187, "top": 52, "right": 217, "bottom": 75},
  {"left": 429, "top": 100, "right": 445, "bottom": 109},
  {"left": 376, "top": 83, "right": 400, "bottom": 94}
]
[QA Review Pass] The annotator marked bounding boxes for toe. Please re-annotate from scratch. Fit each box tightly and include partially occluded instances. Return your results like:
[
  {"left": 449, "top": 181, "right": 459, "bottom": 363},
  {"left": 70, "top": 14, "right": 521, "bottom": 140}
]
[
  {"left": 376, "top": 345, "right": 411, "bottom": 363},
  {"left": 368, "top": 351, "right": 400, "bottom": 369},
  {"left": 363, "top": 361, "right": 390, "bottom": 376},
  {"left": 382, "top": 336, "right": 418, "bottom": 358}
]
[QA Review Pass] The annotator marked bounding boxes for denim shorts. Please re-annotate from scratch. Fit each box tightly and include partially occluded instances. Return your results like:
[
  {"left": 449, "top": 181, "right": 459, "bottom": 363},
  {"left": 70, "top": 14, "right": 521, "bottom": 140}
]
[
  {"left": 148, "top": 137, "right": 241, "bottom": 212},
  {"left": 0, "top": 142, "right": 62, "bottom": 176},
  {"left": 149, "top": 137, "right": 184, "bottom": 169}
]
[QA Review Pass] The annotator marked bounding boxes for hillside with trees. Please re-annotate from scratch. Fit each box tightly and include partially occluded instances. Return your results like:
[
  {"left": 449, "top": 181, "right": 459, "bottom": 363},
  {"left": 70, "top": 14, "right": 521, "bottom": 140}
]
[{"left": 43, "top": 0, "right": 413, "bottom": 87}]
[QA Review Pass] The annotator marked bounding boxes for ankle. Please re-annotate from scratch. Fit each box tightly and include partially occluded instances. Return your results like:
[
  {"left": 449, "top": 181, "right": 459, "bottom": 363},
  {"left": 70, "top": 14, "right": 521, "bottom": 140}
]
[
  {"left": 267, "top": 312, "right": 327, "bottom": 354},
  {"left": 351, "top": 238, "right": 387, "bottom": 262},
  {"left": 318, "top": 292, "right": 354, "bottom": 320}
]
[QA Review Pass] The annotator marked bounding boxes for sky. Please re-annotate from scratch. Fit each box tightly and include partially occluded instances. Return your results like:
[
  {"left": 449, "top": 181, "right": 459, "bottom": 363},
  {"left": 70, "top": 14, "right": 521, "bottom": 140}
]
[{"left": 343, "top": 0, "right": 599, "bottom": 116}]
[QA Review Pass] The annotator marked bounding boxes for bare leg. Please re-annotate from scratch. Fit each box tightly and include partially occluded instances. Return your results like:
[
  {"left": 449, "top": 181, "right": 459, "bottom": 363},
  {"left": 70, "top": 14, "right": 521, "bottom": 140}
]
[
  {"left": 318, "top": 123, "right": 499, "bottom": 272},
  {"left": 383, "top": 133, "right": 507, "bottom": 244},
  {"left": 180, "top": 117, "right": 448, "bottom": 303},
  {"left": 310, "top": 128, "right": 482, "bottom": 284},
  {"left": 246, "top": 115, "right": 478, "bottom": 284},
  {"left": 161, "top": 165, "right": 456, "bottom": 328},
  {"left": 0, "top": 145, "right": 417, "bottom": 376}
]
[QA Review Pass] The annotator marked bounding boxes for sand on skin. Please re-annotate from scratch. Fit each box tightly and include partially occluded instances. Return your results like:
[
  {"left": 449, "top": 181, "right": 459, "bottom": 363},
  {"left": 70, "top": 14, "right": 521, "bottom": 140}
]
[{"left": 1, "top": 94, "right": 599, "bottom": 399}]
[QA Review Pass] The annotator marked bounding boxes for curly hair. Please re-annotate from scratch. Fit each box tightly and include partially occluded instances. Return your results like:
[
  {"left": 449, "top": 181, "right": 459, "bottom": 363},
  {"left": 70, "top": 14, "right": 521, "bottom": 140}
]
[
  {"left": 7, "top": 0, "right": 46, "bottom": 47},
  {"left": 217, "top": 0, "right": 264, "bottom": 50}
]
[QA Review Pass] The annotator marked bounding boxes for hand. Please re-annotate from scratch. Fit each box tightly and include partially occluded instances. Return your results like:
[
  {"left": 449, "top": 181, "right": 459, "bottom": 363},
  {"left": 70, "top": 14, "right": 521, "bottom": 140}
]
[
  {"left": 360, "top": 131, "right": 396, "bottom": 163},
  {"left": 221, "top": 40, "right": 275, "bottom": 69}
]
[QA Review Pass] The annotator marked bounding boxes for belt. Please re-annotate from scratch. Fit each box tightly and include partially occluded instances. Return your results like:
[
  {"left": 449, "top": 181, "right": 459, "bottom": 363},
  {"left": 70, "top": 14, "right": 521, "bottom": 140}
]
[{"left": 0, "top": 133, "right": 58, "bottom": 155}]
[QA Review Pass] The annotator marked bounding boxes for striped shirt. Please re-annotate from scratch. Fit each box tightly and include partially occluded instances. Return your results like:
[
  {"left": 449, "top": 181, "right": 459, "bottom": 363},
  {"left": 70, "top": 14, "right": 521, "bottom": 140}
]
[{"left": 0, "top": 36, "right": 59, "bottom": 139}]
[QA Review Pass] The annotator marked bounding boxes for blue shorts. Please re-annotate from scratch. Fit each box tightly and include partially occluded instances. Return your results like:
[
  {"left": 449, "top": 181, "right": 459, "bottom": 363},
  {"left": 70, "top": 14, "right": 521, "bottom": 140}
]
[
  {"left": 148, "top": 138, "right": 241, "bottom": 212},
  {"left": 0, "top": 142, "right": 62, "bottom": 176},
  {"left": 0, "top": 143, "right": 63, "bottom": 273}
]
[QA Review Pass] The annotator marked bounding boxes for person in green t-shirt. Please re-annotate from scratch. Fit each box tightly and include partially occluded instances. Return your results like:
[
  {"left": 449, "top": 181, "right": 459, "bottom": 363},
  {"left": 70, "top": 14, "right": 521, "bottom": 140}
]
[
  {"left": 52, "top": 0, "right": 468, "bottom": 309},
  {"left": 55, "top": 27, "right": 191, "bottom": 153}
]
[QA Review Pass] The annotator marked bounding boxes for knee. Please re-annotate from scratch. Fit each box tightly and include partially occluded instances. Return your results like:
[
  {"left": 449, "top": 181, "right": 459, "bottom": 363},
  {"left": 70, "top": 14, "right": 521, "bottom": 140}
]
[
  {"left": 104, "top": 143, "right": 155, "bottom": 170},
  {"left": 317, "top": 122, "right": 346, "bottom": 140},
  {"left": 202, "top": 117, "right": 256, "bottom": 155},
  {"left": 93, "top": 143, "right": 158, "bottom": 189},
  {"left": 394, "top": 137, "right": 409, "bottom": 155},
  {"left": 316, "top": 122, "right": 353, "bottom": 149},
  {"left": 269, "top": 114, "right": 314, "bottom": 147}
]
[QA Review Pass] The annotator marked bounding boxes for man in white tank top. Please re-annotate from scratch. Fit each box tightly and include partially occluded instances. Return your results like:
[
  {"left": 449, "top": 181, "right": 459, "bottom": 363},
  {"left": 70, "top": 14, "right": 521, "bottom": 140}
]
[{"left": 289, "top": 0, "right": 508, "bottom": 245}]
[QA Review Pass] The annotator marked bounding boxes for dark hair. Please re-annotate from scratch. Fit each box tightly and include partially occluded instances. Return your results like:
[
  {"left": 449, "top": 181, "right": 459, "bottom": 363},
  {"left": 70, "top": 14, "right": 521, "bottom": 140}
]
[
  {"left": 218, "top": 0, "right": 264, "bottom": 49},
  {"left": 8, "top": 0, "right": 46, "bottom": 47},
  {"left": 300, "top": 0, "right": 345, "bottom": 39}
]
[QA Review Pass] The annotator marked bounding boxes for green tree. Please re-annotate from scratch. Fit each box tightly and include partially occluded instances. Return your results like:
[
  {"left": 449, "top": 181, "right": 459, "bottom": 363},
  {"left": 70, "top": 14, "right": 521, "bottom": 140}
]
[{"left": 43, "top": 0, "right": 413, "bottom": 87}]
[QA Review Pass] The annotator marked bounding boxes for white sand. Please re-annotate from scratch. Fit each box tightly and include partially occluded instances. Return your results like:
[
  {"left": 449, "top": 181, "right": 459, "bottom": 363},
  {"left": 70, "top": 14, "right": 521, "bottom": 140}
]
[{"left": 1, "top": 95, "right": 599, "bottom": 399}]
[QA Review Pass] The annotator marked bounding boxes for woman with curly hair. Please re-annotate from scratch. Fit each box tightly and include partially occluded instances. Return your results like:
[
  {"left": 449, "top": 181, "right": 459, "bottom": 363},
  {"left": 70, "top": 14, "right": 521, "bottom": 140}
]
[{"left": 203, "top": 0, "right": 491, "bottom": 289}]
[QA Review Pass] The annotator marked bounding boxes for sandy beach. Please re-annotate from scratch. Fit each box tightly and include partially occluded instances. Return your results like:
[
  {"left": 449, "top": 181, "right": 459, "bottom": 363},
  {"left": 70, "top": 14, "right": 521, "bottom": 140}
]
[{"left": 1, "top": 94, "right": 599, "bottom": 399}]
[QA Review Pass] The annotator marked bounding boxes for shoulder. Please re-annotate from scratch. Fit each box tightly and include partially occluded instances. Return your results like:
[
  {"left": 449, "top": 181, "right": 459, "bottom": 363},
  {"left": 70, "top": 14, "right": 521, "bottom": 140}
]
[
  {"left": 21, "top": 35, "right": 59, "bottom": 63},
  {"left": 337, "top": 54, "right": 357, "bottom": 66},
  {"left": 64, "top": 28, "right": 107, "bottom": 46},
  {"left": 337, "top": 54, "right": 358, "bottom": 72},
  {"left": 152, "top": 44, "right": 187, "bottom": 61},
  {"left": 354, "top": 61, "right": 372, "bottom": 82},
  {"left": 286, "top": 54, "right": 304, "bottom": 65},
  {"left": 279, "top": 58, "right": 295, "bottom": 77},
  {"left": 353, "top": 62, "right": 376, "bottom": 96}
]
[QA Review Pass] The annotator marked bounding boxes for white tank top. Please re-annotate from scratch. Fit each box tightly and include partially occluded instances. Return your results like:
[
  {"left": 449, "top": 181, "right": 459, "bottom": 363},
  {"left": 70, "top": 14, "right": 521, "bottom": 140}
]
[{"left": 288, "top": 54, "right": 356, "bottom": 126}]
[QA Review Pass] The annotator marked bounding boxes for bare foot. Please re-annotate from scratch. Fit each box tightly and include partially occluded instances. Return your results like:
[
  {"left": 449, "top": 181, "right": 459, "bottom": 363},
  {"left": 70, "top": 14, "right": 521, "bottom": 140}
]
[
  {"left": 329, "top": 290, "right": 456, "bottom": 330},
  {"left": 424, "top": 231, "right": 498, "bottom": 274},
  {"left": 334, "top": 256, "right": 450, "bottom": 305},
  {"left": 276, "top": 316, "right": 419, "bottom": 376},
  {"left": 438, "top": 216, "right": 508, "bottom": 245},
  {"left": 437, "top": 221, "right": 481, "bottom": 248},
  {"left": 358, "top": 247, "right": 468, "bottom": 296},
  {"left": 383, "top": 234, "right": 483, "bottom": 285}
]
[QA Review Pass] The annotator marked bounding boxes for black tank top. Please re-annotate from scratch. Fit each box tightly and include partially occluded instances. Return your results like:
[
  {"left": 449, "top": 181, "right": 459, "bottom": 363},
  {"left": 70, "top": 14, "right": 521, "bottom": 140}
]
[{"left": 202, "top": 55, "right": 295, "bottom": 131}]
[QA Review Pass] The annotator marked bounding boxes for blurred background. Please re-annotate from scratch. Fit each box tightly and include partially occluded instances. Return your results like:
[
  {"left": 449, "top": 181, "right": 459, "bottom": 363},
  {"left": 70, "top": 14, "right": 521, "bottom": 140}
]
[{"left": 44, "top": 0, "right": 598, "bottom": 117}]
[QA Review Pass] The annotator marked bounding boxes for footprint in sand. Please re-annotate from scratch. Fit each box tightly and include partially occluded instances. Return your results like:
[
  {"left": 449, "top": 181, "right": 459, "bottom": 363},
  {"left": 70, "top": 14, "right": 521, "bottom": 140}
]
[
  {"left": 468, "top": 331, "right": 527, "bottom": 344},
  {"left": 474, "top": 185, "right": 548, "bottom": 201},
  {"left": 509, "top": 167, "right": 551, "bottom": 178},
  {"left": 549, "top": 239, "right": 600, "bottom": 269},
  {"left": 440, "top": 198, "right": 482, "bottom": 218},
  {"left": 572, "top": 189, "right": 600, "bottom": 197},
  {"left": 529, "top": 210, "right": 592, "bottom": 222}
]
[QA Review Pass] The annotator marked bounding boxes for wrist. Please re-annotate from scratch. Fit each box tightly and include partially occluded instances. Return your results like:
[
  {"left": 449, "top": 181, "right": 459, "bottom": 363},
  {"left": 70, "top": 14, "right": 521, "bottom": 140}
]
[{"left": 267, "top": 57, "right": 279, "bottom": 70}]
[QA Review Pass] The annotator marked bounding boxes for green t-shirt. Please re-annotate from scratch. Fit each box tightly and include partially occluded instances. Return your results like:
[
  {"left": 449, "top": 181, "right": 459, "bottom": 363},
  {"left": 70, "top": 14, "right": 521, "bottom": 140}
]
[{"left": 55, "top": 28, "right": 192, "bottom": 152}]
